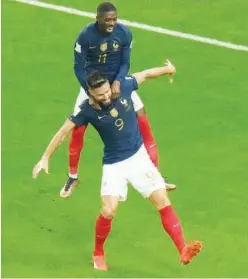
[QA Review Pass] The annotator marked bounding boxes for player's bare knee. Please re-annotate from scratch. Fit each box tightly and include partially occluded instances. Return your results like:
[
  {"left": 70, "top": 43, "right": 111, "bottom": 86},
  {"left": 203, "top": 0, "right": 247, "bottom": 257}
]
[
  {"left": 101, "top": 196, "right": 119, "bottom": 218},
  {"left": 149, "top": 188, "right": 171, "bottom": 210},
  {"left": 135, "top": 107, "right": 146, "bottom": 117},
  {"left": 101, "top": 205, "right": 117, "bottom": 218}
]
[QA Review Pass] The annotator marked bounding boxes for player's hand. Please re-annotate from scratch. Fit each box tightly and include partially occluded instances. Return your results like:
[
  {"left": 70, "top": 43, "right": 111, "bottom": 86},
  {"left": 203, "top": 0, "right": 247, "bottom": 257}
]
[
  {"left": 165, "top": 59, "right": 176, "bottom": 83},
  {"left": 164, "top": 59, "right": 176, "bottom": 74},
  {"left": 111, "top": 80, "right": 121, "bottom": 99},
  {"left": 32, "top": 156, "right": 49, "bottom": 179}
]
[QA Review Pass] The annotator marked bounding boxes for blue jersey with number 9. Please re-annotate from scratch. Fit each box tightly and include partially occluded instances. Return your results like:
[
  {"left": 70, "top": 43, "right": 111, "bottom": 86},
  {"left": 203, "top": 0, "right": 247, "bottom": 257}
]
[{"left": 69, "top": 76, "right": 142, "bottom": 164}]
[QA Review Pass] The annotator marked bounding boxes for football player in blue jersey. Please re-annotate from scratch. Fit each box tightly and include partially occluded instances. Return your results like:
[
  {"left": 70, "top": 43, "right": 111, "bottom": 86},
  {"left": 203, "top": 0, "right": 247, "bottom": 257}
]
[
  {"left": 33, "top": 60, "right": 202, "bottom": 271},
  {"left": 65, "top": 2, "right": 173, "bottom": 197}
]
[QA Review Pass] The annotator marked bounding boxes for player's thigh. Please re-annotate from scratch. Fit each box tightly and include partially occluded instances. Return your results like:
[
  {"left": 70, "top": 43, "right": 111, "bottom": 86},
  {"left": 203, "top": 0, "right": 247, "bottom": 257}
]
[
  {"left": 73, "top": 87, "right": 89, "bottom": 114},
  {"left": 101, "top": 163, "right": 128, "bottom": 202},
  {"left": 148, "top": 188, "right": 171, "bottom": 210},
  {"left": 131, "top": 91, "right": 144, "bottom": 112},
  {"left": 128, "top": 145, "right": 166, "bottom": 198}
]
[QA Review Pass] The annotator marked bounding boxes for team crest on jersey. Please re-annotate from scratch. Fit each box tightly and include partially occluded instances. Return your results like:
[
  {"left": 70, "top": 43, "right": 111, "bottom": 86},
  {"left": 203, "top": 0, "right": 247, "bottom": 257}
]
[
  {"left": 110, "top": 108, "right": 118, "bottom": 117},
  {"left": 100, "top": 42, "right": 108, "bottom": 52},
  {"left": 113, "top": 41, "right": 119, "bottom": 51}
]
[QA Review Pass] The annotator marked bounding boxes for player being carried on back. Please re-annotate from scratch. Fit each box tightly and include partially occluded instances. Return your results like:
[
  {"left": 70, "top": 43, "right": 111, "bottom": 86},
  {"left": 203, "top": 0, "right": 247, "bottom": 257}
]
[
  {"left": 63, "top": 1, "right": 176, "bottom": 198},
  {"left": 33, "top": 59, "right": 202, "bottom": 271}
]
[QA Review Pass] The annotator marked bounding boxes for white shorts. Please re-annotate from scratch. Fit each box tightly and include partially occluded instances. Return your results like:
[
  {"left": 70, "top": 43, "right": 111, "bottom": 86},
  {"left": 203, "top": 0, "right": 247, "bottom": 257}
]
[
  {"left": 73, "top": 87, "right": 144, "bottom": 113},
  {"left": 100, "top": 145, "right": 166, "bottom": 201}
]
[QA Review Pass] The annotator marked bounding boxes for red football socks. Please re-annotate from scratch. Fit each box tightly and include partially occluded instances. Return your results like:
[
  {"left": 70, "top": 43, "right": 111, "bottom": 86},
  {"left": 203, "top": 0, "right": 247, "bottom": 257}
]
[
  {"left": 159, "top": 205, "right": 185, "bottom": 253},
  {"left": 94, "top": 214, "right": 113, "bottom": 256},
  {"left": 69, "top": 125, "right": 87, "bottom": 176},
  {"left": 137, "top": 114, "right": 159, "bottom": 167}
]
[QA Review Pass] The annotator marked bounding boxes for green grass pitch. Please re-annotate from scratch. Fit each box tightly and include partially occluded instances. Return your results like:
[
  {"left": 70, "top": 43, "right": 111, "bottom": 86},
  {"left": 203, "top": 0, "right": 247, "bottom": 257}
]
[{"left": 2, "top": 0, "right": 248, "bottom": 277}]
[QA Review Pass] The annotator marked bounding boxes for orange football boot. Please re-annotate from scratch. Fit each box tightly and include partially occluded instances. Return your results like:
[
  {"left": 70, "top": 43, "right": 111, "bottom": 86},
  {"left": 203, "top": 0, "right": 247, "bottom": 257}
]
[{"left": 180, "top": 241, "right": 203, "bottom": 265}]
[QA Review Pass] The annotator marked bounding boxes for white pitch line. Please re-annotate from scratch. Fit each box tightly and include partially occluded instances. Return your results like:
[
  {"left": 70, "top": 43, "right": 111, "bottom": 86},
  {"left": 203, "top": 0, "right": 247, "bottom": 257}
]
[{"left": 11, "top": 0, "right": 248, "bottom": 52}]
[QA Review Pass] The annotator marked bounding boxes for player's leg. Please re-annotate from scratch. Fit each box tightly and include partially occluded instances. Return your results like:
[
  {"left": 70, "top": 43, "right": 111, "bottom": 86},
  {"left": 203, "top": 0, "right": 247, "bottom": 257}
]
[
  {"left": 131, "top": 91, "right": 176, "bottom": 191},
  {"left": 92, "top": 162, "right": 128, "bottom": 271},
  {"left": 149, "top": 189, "right": 202, "bottom": 264},
  {"left": 60, "top": 88, "right": 89, "bottom": 198},
  {"left": 127, "top": 145, "right": 202, "bottom": 264},
  {"left": 93, "top": 195, "right": 119, "bottom": 271},
  {"left": 149, "top": 189, "right": 185, "bottom": 254},
  {"left": 131, "top": 91, "right": 159, "bottom": 167}
]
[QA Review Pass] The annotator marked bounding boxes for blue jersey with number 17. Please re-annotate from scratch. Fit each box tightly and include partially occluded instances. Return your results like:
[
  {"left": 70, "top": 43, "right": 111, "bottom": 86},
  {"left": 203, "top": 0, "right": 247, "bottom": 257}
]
[{"left": 69, "top": 76, "right": 143, "bottom": 164}]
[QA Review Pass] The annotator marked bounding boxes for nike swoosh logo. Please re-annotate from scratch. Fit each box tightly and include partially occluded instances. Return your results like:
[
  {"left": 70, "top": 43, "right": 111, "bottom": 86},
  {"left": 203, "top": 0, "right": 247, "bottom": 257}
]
[
  {"left": 98, "top": 116, "right": 106, "bottom": 119},
  {"left": 173, "top": 224, "right": 180, "bottom": 228},
  {"left": 89, "top": 46, "right": 97, "bottom": 49},
  {"left": 96, "top": 235, "right": 106, "bottom": 239}
]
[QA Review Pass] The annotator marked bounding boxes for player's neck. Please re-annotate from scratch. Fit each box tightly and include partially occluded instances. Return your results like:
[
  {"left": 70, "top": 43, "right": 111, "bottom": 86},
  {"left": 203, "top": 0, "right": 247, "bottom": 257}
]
[{"left": 95, "top": 22, "right": 112, "bottom": 36}]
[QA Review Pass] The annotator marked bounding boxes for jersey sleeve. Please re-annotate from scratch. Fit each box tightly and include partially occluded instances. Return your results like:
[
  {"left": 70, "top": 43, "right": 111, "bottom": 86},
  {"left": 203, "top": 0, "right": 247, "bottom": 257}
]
[
  {"left": 121, "top": 75, "right": 139, "bottom": 97},
  {"left": 73, "top": 30, "right": 89, "bottom": 90},
  {"left": 114, "top": 28, "right": 132, "bottom": 82},
  {"left": 69, "top": 103, "right": 89, "bottom": 127}
]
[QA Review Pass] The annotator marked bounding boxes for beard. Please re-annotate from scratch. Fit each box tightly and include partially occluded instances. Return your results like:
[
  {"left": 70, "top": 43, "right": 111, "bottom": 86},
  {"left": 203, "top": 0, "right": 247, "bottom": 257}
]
[
  {"left": 100, "top": 99, "right": 111, "bottom": 106},
  {"left": 89, "top": 96, "right": 111, "bottom": 109}
]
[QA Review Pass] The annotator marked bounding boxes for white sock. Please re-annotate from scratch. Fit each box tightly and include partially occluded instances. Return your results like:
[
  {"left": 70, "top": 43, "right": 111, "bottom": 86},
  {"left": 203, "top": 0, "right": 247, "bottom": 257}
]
[{"left": 69, "top": 173, "right": 78, "bottom": 179}]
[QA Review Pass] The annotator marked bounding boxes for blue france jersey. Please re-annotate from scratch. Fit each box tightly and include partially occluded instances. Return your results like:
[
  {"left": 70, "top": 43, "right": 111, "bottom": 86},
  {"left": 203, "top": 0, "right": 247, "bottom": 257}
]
[
  {"left": 69, "top": 77, "right": 143, "bottom": 164},
  {"left": 74, "top": 22, "right": 132, "bottom": 90}
]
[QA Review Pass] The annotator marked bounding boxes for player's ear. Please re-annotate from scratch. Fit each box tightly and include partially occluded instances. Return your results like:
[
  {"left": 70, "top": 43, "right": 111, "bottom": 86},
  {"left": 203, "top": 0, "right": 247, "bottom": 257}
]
[
  {"left": 96, "top": 14, "right": 102, "bottom": 22},
  {"left": 89, "top": 96, "right": 93, "bottom": 105},
  {"left": 88, "top": 89, "right": 93, "bottom": 98},
  {"left": 88, "top": 90, "right": 96, "bottom": 102},
  {"left": 89, "top": 96, "right": 100, "bottom": 110},
  {"left": 88, "top": 95, "right": 95, "bottom": 106}
]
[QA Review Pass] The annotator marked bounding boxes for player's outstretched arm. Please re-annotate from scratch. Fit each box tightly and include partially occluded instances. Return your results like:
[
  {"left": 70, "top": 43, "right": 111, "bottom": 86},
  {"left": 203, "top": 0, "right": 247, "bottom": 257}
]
[
  {"left": 133, "top": 59, "right": 176, "bottom": 85},
  {"left": 32, "top": 119, "right": 76, "bottom": 179}
]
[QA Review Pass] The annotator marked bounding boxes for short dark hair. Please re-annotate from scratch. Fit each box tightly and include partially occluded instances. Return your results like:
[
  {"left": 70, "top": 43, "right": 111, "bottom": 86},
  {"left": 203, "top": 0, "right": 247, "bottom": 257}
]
[
  {"left": 86, "top": 71, "right": 108, "bottom": 89},
  {"left": 97, "top": 2, "right": 117, "bottom": 15}
]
